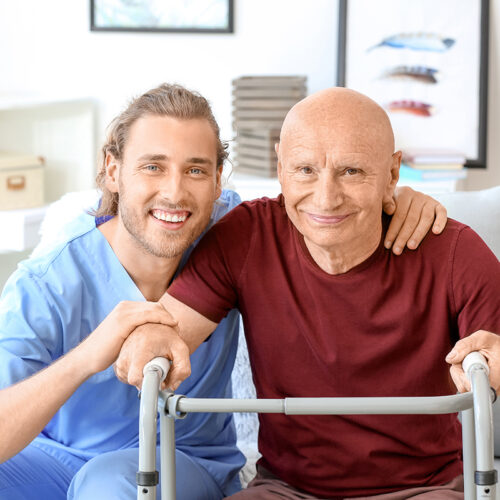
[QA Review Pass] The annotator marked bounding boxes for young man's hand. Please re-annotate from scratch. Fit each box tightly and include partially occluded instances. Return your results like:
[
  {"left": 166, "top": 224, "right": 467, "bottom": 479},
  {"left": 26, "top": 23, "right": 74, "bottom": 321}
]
[
  {"left": 77, "top": 301, "right": 179, "bottom": 376},
  {"left": 383, "top": 186, "right": 447, "bottom": 255}
]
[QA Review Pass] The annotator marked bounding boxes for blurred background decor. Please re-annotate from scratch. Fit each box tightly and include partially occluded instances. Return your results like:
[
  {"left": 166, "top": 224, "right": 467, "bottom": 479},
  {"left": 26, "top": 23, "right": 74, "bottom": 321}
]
[
  {"left": 337, "top": 0, "right": 489, "bottom": 168},
  {"left": 91, "top": 0, "right": 234, "bottom": 33},
  {"left": 232, "top": 76, "right": 307, "bottom": 177}
]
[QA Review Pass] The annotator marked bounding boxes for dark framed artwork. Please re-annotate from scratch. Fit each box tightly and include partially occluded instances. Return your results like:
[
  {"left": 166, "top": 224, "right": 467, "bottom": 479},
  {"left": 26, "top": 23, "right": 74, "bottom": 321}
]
[
  {"left": 337, "top": 0, "right": 489, "bottom": 168},
  {"left": 90, "top": 0, "right": 234, "bottom": 34}
]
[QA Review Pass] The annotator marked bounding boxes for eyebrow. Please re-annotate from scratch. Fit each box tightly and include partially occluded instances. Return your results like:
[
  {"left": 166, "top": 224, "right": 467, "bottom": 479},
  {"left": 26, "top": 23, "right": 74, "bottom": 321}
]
[{"left": 136, "top": 153, "right": 214, "bottom": 165}]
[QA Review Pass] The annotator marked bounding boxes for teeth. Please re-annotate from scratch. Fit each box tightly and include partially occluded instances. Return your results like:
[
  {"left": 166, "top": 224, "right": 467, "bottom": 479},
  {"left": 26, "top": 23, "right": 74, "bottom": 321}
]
[{"left": 152, "top": 210, "right": 188, "bottom": 223}]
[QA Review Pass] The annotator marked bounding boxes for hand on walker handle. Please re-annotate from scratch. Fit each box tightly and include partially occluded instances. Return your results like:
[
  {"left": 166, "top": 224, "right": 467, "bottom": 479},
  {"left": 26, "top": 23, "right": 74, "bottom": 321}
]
[
  {"left": 462, "top": 352, "right": 489, "bottom": 379},
  {"left": 143, "top": 357, "right": 171, "bottom": 383},
  {"left": 446, "top": 330, "right": 500, "bottom": 393},
  {"left": 115, "top": 322, "right": 191, "bottom": 391}
]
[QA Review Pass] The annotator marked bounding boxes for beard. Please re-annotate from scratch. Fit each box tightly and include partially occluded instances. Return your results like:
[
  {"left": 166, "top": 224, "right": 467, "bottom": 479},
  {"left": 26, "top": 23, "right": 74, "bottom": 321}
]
[{"left": 117, "top": 188, "right": 210, "bottom": 259}]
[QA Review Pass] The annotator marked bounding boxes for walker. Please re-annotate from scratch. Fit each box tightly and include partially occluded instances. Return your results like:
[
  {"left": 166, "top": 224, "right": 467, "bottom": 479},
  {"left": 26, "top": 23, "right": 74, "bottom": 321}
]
[{"left": 136, "top": 352, "right": 497, "bottom": 500}]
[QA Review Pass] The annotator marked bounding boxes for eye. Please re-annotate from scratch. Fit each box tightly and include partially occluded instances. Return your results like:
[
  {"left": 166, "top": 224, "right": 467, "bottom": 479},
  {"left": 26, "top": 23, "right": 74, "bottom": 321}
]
[
  {"left": 300, "top": 166, "right": 313, "bottom": 175},
  {"left": 145, "top": 164, "right": 159, "bottom": 172},
  {"left": 189, "top": 167, "right": 203, "bottom": 175},
  {"left": 345, "top": 168, "right": 359, "bottom": 176}
]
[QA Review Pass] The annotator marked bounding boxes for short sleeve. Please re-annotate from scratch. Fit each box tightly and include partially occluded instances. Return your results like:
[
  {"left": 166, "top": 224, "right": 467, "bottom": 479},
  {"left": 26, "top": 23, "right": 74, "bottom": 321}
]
[
  {"left": 0, "top": 269, "right": 62, "bottom": 388},
  {"left": 168, "top": 202, "right": 254, "bottom": 323},
  {"left": 451, "top": 226, "right": 500, "bottom": 337}
]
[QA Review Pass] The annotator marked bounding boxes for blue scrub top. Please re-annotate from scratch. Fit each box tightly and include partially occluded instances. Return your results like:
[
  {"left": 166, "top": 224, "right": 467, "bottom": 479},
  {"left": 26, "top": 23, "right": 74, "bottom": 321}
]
[{"left": 0, "top": 189, "right": 244, "bottom": 494}]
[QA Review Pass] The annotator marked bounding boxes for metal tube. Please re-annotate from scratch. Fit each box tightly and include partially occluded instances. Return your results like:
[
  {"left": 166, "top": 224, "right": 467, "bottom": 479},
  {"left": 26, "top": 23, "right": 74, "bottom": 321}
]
[
  {"left": 160, "top": 408, "right": 176, "bottom": 500},
  {"left": 175, "top": 393, "right": 473, "bottom": 415},
  {"left": 177, "top": 398, "right": 285, "bottom": 413},
  {"left": 470, "top": 368, "right": 496, "bottom": 499},
  {"left": 462, "top": 407, "right": 476, "bottom": 500},
  {"left": 137, "top": 369, "right": 161, "bottom": 500}
]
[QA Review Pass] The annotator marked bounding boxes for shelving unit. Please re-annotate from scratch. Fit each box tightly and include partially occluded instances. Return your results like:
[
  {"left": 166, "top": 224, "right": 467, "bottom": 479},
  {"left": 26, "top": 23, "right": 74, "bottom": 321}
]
[
  {"left": 0, "top": 93, "right": 98, "bottom": 203},
  {"left": 0, "top": 93, "right": 98, "bottom": 288}
]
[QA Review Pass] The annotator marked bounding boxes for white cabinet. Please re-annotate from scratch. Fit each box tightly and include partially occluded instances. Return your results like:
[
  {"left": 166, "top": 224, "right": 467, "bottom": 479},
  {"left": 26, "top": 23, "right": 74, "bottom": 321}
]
[
  {"left": 0, "top": 93, "right": 97, "bottom": 204},
  {"left": 0, "top": 94, "right": 97, "bottom": 288},
  {"left": 0, "top": 206, "right": 47, "bottom": 254}
]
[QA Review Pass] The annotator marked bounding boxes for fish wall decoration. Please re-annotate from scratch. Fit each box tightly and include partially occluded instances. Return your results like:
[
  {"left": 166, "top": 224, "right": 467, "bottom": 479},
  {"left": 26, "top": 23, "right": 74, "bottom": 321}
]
[
  {"left": 369, "top": 33, "right": 455, "bottom": 52},
  {"left": 382, "top": 65, "right": 439, "bottom": 84}
]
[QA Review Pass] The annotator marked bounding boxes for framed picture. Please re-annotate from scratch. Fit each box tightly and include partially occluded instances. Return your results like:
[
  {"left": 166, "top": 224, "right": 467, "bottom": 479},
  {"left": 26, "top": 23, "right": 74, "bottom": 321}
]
[
  {"left": 90, "top": 0, "right": 234, "bottom": 34},
  {"left": 337, "top": 0, "right": 489, "bottom": 168}
]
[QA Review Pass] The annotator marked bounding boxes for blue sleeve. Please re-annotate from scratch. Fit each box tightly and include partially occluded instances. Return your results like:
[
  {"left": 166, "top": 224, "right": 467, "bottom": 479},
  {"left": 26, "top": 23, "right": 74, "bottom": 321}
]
[
  {"left": 211, "top": 189, "right": 241, "bottom": 223},
  {"left": 0, "top": 269, "right": 62, "bottom": 388}
]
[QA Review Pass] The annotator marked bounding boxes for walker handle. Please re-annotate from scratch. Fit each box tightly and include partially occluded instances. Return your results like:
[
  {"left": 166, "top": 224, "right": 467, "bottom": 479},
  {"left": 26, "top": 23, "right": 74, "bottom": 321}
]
[
  {"left": 143, "top": 357, "right": 171, "bottom": 382},
  {"left": 462, "top": 352, "right": 489, "bottom": 378}
]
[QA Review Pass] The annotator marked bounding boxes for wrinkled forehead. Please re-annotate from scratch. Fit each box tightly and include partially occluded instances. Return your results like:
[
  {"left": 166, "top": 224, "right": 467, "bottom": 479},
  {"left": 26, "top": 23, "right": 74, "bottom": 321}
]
[{"left": 280, "top": 90, "right": 395, "bottom": 161}]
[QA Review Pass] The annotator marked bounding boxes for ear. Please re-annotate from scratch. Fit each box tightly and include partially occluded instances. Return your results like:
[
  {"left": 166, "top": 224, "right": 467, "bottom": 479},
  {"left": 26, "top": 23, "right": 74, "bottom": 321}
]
[
  {"left": 104, "top": 153, "right": 120, "bottom": 194},
  {"left": 382, "top": 151, "right": 401, "bottom": 211},
  {"left": 215, "top": 165, "right": 223, "bottom": 199}
]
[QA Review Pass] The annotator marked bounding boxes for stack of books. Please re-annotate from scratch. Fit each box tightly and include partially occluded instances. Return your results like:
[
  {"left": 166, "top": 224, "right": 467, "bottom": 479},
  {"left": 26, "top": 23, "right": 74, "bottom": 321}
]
[
  {"left": 232, "top": 76, "right": 307, "bottom": 177},
  {"left": 399, "top": 149, "right": 467, "bottom": 193}
]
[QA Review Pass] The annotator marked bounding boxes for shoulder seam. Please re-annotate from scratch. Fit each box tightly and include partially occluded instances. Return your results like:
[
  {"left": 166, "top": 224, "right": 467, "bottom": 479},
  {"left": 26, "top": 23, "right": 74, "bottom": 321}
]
[{"left": 29, "top": 227, "right": 96, "bottom": 279}]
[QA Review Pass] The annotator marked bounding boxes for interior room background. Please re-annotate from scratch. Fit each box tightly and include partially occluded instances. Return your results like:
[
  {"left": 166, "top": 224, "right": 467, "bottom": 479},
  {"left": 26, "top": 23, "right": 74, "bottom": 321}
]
[{"left": 0, "top": 0, "right": 499, "bottom": 288}]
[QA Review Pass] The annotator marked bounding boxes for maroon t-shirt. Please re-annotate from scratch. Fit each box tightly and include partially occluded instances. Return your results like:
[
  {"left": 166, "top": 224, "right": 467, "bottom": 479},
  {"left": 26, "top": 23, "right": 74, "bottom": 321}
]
[{"left": 169, "top": 195, "right": 500, "bottom": 498}]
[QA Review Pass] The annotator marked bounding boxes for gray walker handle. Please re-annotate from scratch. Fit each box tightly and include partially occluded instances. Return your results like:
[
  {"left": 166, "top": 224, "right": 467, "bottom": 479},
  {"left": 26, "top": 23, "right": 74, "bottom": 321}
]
[
  {"left": 462, "top": 352, "right": 497, "bottom": 499},
  {"left": 137, "top": 352, "right": 497, "bottom": 500},
  {"left": 137, "top": 357, "right": 170, "bottom": 500}
]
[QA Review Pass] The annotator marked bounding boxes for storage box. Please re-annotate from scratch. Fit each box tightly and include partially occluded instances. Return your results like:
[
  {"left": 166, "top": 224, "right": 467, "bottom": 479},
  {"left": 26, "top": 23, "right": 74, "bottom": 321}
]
[
  {"left": 0, "top": 205, "right": 47, "bottom": 253},
  {"left": 0, "top": 152, "right": 45, "bottom": 210}
]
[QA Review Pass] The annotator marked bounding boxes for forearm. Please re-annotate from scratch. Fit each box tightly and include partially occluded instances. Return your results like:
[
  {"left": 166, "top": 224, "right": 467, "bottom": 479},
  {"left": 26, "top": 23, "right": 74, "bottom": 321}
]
[
  {"left": 0, "top": 346, "right": 93, "bottom": 463},
  {"left": 159, "top": 292, "right": 218, "bottom": 353}
]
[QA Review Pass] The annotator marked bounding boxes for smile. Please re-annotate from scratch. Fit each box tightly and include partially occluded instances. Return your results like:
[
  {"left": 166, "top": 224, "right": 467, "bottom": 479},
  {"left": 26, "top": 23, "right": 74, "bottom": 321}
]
[
  {"left": 151, "top": 209, "right": 191, "bottom": 224},
  {"left": 306, "top": 213, "right": 351, "bottom": 224}
]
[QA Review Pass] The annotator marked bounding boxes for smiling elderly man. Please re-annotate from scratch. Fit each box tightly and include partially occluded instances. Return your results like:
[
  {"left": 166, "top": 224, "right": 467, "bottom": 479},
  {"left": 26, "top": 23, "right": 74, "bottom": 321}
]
[{"left": 117, "top": 88, "right": 500, "bottom": 499}]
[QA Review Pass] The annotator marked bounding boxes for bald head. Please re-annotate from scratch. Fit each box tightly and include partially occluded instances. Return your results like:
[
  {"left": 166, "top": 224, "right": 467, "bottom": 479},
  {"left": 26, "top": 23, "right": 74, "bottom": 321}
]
[{"left": 281, "top": 87, "right": 395, "bottom": 162}]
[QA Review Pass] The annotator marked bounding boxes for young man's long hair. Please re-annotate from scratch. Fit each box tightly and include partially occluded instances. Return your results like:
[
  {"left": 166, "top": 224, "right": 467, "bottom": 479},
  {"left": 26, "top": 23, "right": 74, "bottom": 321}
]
[{"left": 95, "top": 83, "right": 228, "bottom": 217}]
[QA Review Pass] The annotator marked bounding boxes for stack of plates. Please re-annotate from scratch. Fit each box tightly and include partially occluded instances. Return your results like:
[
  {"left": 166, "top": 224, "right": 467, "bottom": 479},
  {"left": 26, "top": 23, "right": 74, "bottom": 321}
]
[{"left": 232, "top": 76, "right": 307, "bottom": 177}]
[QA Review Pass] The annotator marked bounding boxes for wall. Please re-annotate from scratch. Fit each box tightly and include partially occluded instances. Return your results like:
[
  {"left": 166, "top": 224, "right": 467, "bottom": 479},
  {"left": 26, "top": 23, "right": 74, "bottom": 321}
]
[{"left": 0, "top": 0, "right": 337, "bottom": 148}]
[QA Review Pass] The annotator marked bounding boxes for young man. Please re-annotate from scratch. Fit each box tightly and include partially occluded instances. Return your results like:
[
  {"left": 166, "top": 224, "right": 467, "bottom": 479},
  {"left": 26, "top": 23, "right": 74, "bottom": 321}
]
[
  {"left": 117, "top": 88, "right": 500, "bottom": 499},
  {"left": 0, "top": 83, "right": 446, "bottom": 500}
]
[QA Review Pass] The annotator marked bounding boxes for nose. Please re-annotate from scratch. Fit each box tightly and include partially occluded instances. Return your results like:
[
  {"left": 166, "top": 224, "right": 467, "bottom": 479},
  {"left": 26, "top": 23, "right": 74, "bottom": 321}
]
[
  {"left": 314, "top": 171, "right": 343, "bottom": 210},
  {"left": 158, "top": 168, "right": 186, "bottom": 206}
]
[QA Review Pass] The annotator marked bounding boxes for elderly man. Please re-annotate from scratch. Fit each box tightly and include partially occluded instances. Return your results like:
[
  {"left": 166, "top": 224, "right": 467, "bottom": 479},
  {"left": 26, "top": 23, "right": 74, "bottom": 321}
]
[{"left": 117, "top": 88, "right": 500, "bottom": 499}]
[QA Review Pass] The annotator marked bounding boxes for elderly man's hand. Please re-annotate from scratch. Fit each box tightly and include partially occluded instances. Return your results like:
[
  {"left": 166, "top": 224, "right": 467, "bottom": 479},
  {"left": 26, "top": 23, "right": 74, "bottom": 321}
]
[
  {"left": 446, "top": 330, "right": 500, "bottom": 393},
  {"left": 383, "top": 186, "right": 447, "bottom": 255},
  {"left": 114, "top": 323, "right": 191, "bottom": 391}
]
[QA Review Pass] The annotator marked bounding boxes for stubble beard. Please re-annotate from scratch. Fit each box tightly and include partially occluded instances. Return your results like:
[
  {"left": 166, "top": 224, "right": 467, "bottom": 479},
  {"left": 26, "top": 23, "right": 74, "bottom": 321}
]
[{"left": 118, "top": 196, "right": 209, "bottom": 259}]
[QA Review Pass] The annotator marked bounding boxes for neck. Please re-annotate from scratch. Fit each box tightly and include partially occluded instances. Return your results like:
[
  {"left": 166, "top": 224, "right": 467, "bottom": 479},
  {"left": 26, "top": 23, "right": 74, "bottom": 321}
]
[
  {"left": 304, "top": 220, "right": 382, "bottom": 275},
  {"left": 98, "top": 217, "right": 181, "bottom": 301}
]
